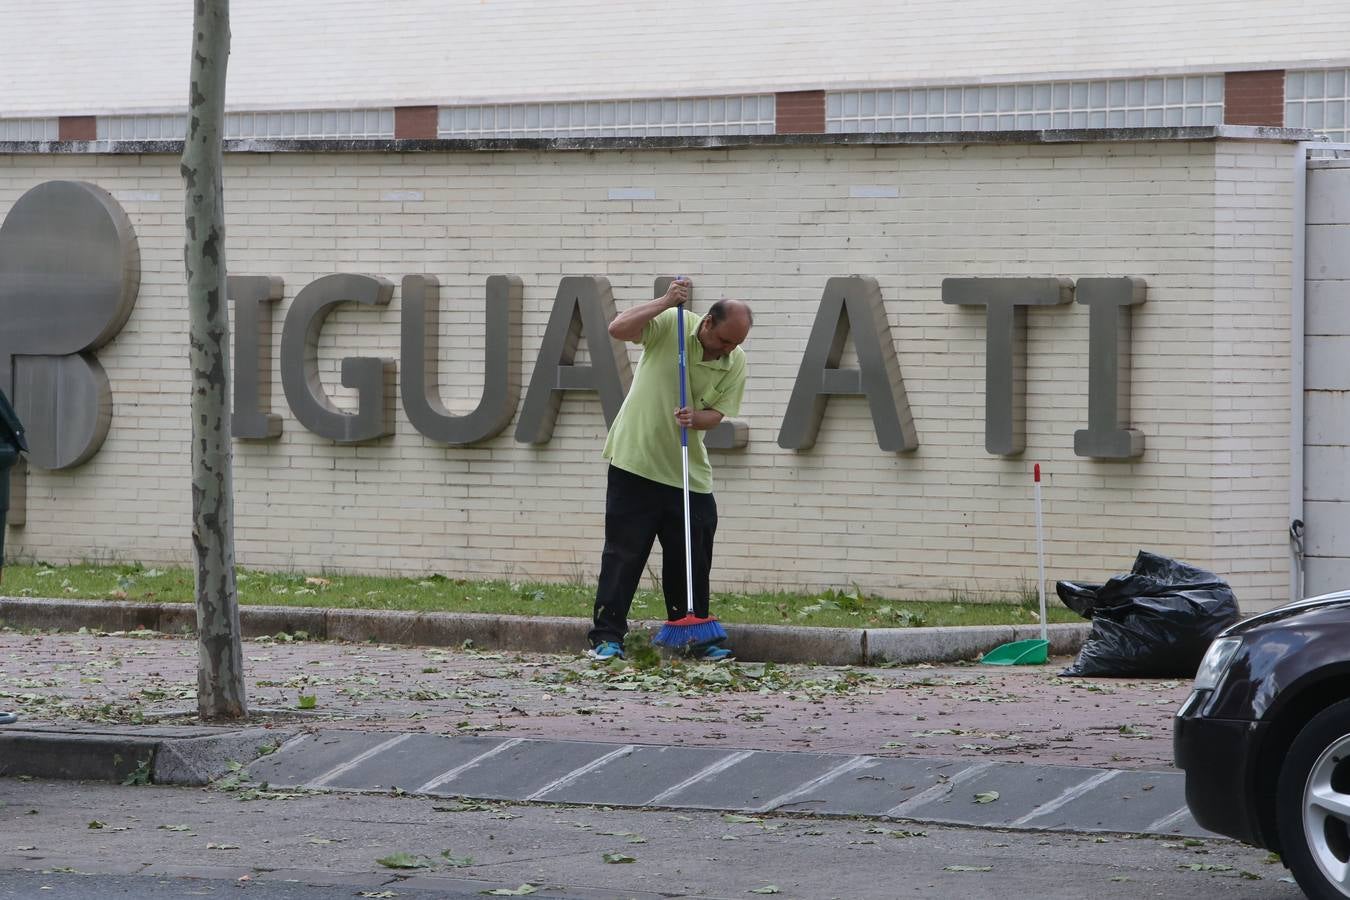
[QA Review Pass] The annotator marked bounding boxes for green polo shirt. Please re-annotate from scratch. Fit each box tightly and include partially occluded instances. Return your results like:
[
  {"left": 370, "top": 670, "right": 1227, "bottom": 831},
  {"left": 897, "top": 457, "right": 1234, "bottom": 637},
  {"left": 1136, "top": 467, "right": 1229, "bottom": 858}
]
[{"left": 603, "top": 307, "right": 746, "bottom": 494}]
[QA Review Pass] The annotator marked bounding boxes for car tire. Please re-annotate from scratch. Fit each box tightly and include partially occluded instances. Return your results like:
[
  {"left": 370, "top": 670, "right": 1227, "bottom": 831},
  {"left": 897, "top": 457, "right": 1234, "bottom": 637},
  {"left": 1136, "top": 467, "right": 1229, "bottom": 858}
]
[{"left": 1277, "top": 698, "right": 1350, "bottom": 899}]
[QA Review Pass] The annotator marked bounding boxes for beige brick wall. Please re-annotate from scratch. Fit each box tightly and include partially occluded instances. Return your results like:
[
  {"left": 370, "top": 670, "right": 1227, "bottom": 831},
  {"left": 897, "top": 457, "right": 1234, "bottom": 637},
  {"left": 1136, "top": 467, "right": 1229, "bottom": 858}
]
[
  {"left": 0, "top": 138, "right": 1298, "bottom": 608},
  {"left": 1209, "top": 141, "right": 1297, "bottom": 601}
]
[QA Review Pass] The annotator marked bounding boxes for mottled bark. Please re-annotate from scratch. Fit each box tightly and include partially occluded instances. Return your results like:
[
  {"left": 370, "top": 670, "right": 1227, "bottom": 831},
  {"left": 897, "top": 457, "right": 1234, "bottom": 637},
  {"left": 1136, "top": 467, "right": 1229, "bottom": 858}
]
[{"left": 183, "top": 0, "right": 246, "bottom": 720}]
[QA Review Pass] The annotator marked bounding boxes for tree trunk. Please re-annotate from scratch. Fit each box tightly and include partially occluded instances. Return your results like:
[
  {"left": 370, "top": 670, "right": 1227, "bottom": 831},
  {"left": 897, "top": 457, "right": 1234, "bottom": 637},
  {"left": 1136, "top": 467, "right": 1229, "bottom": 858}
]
[{"left": 182, "top": 0, "right": 246, "bottom": 721}]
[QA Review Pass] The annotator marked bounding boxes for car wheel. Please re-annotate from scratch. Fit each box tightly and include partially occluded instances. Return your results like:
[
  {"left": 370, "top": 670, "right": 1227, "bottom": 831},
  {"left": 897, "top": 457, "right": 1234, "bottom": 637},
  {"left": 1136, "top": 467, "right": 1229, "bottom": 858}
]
[{"left": 1278, "top": 698, "right": 1350, "bottom": 899}]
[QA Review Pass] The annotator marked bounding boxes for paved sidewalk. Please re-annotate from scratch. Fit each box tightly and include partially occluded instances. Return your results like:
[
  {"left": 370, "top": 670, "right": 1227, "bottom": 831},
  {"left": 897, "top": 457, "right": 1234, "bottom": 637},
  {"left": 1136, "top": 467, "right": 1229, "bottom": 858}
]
[
  {"left": 0, "top": 629, "right": 1185, "bottom": 767},
  {"left": 0, "top": 627, "right": 1203, "bottom": 840}
]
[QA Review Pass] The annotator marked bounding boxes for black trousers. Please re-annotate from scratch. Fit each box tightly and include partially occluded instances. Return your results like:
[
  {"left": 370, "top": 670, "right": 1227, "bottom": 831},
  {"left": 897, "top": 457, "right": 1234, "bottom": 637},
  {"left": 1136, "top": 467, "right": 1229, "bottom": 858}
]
[{"left": 589, "top": 465, "right": 718, "bottom": 646}]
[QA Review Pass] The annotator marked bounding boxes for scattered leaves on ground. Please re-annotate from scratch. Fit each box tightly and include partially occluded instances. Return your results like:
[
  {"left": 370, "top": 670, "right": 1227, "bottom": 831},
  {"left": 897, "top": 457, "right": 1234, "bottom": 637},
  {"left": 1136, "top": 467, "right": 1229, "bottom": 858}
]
[
  {"left": 538, "top": 657, "right": 884, "bottom": 701},
  {"left": 881, "top": 829, "right": 926, "bottom": 838},
  {"left": 121, "top": 757, "right": 152, "bottom": 786},
  {"left": 434, "top": 800, "right": 501, "bottom": 813},
  {"left": 481, "top": 886, "right": 538, "bottom": 896},
  {"left": 596, "top": 830, "right": 646, "bottom": 843}
]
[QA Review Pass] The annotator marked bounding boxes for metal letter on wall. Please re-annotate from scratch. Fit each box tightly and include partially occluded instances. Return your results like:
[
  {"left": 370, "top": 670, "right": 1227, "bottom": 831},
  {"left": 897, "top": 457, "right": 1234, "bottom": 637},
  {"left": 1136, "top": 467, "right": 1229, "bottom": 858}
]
[
  {"left": 778, "top": 276, "right": 917, "bottom": 452},
  {"left": 280, "top": 273, "right": 396, "bottom": 443},
  {"left": 0, "top": 181, "right": 140, "bottom": 473},
  {"left": 1074, "top": 277, "right": 1146, "bottom": 460},
  {"left": 514, "top": 276, "right": 632, "bottom": 444},
  {"left": 942, "top": 277, "right": 1073, "bottom": 456},
  {"left": 228, "top": 275, "right": 284, "bottom": 439},
  {"left": 0, "top": 180, "right": 140, "bottom": 524},
  {"left": 401, "top": 274, "right": 522, "bottom": 446}
]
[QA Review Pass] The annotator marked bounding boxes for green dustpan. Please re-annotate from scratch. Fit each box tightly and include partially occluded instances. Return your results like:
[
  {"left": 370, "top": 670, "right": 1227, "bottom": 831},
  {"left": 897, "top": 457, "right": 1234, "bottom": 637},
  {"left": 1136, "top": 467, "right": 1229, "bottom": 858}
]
[
  {"left": 980, "top": 638, "right": 1049, "bottom": 666},
  {"left": 982, "top": 464, "right": 1052, "bottom": 667}
]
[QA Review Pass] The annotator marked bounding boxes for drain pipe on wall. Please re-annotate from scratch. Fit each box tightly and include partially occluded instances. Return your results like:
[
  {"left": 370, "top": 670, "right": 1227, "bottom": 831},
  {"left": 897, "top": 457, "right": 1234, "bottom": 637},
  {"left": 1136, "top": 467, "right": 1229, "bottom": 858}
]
[
  {"left": 1292, "top": 141, "right": 1350, "bottom": 602},
  {"left": 1291, "top": 142, "right": 1309, "bottom": 603}
]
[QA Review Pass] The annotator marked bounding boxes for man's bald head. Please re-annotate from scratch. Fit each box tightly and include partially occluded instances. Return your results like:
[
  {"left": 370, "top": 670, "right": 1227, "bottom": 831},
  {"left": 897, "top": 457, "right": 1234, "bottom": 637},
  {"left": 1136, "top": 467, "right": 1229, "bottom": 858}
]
[
  {"left": 699, "top": 299, "right": 752, "bottom": 360},
  {"left": 710, "top": 298, "right": 753, "bottom": 330}
]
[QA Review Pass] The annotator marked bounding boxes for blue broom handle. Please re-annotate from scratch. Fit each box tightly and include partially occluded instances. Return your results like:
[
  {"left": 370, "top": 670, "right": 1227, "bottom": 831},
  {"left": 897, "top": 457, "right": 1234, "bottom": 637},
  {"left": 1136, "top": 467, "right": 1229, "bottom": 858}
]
[
  {"left": 677, "top": 302, "right": 688, "bottom": 447},
  {"left": 677, "top": 285, "right": 694, "bottom": 616}
]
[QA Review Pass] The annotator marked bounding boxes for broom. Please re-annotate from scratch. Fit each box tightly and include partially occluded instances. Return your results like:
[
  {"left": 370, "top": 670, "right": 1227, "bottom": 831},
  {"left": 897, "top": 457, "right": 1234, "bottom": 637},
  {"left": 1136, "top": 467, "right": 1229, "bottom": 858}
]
[{"left": 652, "top": 284, "right": 728, "bottom": 650}]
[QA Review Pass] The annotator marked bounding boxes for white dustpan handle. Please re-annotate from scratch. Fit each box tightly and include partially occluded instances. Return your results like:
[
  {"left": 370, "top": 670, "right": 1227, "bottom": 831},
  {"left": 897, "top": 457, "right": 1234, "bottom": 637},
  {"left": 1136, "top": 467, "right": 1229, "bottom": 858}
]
[{"left": 1035, "top": 464, "right": 1046, "bottom": 643}]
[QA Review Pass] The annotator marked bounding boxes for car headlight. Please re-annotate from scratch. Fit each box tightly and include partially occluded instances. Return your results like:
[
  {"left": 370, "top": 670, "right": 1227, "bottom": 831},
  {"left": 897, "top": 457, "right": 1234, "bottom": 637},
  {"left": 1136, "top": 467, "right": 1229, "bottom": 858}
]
[{"left": 1193, "top": 637, "right": 1243, "bottom": 691}]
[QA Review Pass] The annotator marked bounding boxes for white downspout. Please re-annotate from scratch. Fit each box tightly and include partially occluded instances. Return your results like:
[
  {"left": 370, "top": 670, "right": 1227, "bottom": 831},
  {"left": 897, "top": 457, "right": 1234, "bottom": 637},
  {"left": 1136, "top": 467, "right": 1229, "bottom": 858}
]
[
  {"left": 1291, "top": 142, "right": 1308, "bottom": 602},
  {"left": 1293, "top": 142, "right": 1350, "bottom": 602}
]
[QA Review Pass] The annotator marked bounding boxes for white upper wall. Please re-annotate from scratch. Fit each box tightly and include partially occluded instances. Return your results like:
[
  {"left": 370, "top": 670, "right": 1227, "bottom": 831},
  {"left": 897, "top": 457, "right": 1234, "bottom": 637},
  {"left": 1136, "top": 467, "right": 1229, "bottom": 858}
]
[{"left": 4, "top": 0, "right": 1350, "bottom": 116}]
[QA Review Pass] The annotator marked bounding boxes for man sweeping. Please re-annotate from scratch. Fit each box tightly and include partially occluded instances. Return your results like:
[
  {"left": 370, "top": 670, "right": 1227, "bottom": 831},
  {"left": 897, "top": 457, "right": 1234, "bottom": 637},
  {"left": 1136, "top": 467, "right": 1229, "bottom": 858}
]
[{"left": 587, "top": 277, "right": 752, "bottom": 661}]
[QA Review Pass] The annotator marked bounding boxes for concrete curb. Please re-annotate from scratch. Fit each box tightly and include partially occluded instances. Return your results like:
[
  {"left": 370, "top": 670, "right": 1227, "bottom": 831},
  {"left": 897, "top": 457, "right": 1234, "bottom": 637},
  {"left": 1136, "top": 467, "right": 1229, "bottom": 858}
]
[
  {"left": 0, "top": 723, "right": 290, "bottom": 785},
  {"left": 0, "top": 726, "right": 159, "bottom": 782},
  {"left": 0, "top": 597, "right": 1092, "bottom": 666},
  {"left": 154, "top": 726, "right": 296, "bottom": 786},
  {"left": 865, "top": 623, "right": 1087, "bottom": 665}
]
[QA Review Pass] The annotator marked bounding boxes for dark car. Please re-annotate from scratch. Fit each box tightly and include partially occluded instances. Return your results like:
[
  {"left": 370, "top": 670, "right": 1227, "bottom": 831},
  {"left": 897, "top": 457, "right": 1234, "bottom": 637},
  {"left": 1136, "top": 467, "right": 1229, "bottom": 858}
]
[{"left": 1174, "top": 590, "right": 1350, "bottom": 899}]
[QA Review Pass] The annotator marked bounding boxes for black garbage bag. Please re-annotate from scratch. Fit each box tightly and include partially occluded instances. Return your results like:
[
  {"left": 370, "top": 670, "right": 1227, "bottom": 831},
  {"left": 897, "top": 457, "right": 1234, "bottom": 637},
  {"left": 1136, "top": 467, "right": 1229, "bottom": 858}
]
[{"left": 1058, "top": 550, "right": 1241, "bottom": 678}]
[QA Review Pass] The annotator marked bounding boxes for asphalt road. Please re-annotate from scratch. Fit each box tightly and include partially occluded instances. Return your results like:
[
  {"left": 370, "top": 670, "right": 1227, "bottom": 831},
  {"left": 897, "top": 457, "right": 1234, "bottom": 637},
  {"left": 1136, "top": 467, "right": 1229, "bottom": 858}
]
[
  {"left": 0, "top": 778, "right": 1302, "bottom": 899},
  {"left": 0, "top": 870, "right": 474, "bottom": 898}
]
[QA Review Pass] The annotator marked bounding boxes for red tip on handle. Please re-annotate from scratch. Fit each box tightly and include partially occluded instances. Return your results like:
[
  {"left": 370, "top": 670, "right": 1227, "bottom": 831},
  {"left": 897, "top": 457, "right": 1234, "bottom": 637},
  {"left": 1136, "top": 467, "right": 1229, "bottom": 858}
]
[{"left": 1034, "top": 464, "right": 1041, "bottom": 483}]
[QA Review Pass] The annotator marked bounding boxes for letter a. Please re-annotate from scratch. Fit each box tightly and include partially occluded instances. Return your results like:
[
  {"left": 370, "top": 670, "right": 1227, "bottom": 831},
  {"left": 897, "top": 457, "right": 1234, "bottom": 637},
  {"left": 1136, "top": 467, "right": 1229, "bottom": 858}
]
[
  {"left": 514, "top": 276, "right": 632, "bottom": 444},
  {"left": 778, "top": 276, "right": 917, "bottom": 452}
]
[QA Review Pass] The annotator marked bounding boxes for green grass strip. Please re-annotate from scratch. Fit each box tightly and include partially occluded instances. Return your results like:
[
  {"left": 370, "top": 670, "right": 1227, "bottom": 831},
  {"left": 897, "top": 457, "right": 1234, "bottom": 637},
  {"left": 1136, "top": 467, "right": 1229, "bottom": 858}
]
[{"left": 0, "top": 562, "right": 1081, "bottom": 630}]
